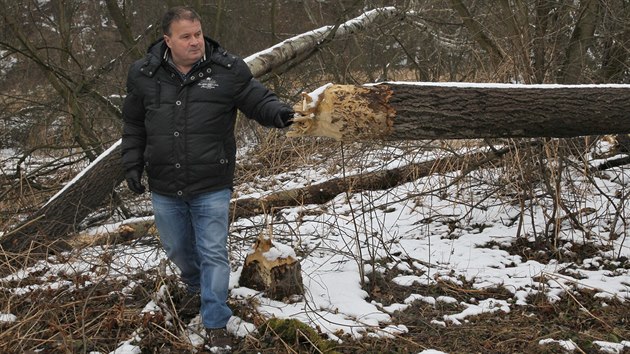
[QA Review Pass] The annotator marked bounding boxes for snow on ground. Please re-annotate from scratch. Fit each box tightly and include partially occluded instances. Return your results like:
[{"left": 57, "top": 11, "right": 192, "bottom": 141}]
[
  {"left": 232, "top": 169, "right": 629, "bottom": 340},
  {"left": 1, "top": 143, "right": 629, "bottom": 353}
]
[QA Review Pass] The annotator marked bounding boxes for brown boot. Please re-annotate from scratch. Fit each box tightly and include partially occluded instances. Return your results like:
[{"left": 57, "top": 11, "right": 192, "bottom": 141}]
[
  {"left": 176, "top": 292, "right": 200, "bottom": 318},
  {"left": 205, "top": 327, "right": 233, "bottom": 350}
]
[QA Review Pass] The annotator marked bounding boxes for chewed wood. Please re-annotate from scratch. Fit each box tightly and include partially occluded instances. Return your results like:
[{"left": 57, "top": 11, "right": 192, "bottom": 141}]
[
  {"left": 240, "top": 234, "right": 304, "bottom": 300},
  {"left": 289, "top": 84, "right": 396, "bottom": 140}
]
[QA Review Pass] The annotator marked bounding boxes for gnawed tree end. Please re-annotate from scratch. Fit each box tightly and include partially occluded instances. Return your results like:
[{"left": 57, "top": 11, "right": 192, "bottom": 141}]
[
  {"left": 240, "top": 234, "right": 304, "bottom": 300},
  {"left": 288, "top": 83, "right": 630, "bottom": 141},
  {"left": 290, "top": 84, "right": 396, "bottom": 140}
]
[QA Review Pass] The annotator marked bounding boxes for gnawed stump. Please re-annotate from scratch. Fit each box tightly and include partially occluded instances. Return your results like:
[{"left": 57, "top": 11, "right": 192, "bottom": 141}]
[{"left": 240, "top": 234, "right": 304, "bottom": 300}]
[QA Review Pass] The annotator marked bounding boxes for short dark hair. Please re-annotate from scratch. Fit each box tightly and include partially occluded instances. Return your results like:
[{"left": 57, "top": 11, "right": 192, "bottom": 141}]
[{"left": 162, "top": 6, "right": 202, "bottom": 36}]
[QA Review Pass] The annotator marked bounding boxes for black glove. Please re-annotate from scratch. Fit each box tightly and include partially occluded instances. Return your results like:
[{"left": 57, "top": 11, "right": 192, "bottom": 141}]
[
  {"left": 274, "top": 107, "right": 294, "bottom": 129},
  {"left": 125, "top": 168, "right": 146, "bottom": 194}
]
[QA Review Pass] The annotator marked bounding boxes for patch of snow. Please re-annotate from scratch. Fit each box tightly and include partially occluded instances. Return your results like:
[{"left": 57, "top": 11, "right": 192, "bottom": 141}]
[
  {"left": 263, "top": 241, "right": 297, "bottom": 261},
  {"left": 140, "top": 300, "right": 160, "bottom": 314},
  {"left": 593, "top": 340, "right": 630, "bottom": 354},
  {"left": 227, "top": 316, "right": 257, "bottom": 338},
  {"left": 539, "top": 338, "right": 578, "bottom": 351},
  {"left": 443, "top": 298, "right": 510, "bottom": 325},
  {"left": 0, "top": 50, "right": 18, "bottom": 75},
  {"left": 109, "top": 342, "right": 141, "bottom": 354},
  {"left": 0, "top": 313, "right": 17, "bottom": 323},
  {"left": 184, "top": 315, "right": 206, "bottom": 348},
  {"left": 299, "top": 83, "right": 332, "bottom": 111}
]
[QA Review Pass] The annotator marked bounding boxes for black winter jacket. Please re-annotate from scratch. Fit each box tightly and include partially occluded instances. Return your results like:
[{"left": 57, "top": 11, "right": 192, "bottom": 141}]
[{"left": 121, "top": 38, "right": 289, "bottom": 198}]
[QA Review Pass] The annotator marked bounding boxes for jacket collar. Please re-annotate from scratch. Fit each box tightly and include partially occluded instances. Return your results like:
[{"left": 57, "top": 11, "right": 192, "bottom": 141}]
[{"left": 140, "top": 36, "right": 221, "bottom": 77}]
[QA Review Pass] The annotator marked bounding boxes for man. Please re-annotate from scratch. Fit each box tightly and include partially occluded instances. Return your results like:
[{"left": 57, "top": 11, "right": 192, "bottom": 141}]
[{"left": 121, "top": 6, "right": 294, "bottom": 348}]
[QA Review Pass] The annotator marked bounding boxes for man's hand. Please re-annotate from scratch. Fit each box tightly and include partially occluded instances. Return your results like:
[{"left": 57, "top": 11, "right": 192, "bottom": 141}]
[
  {"left": 125, "top": 169, "right": 146, "bottom": 194},
  {"left": 274, "top": 107, "right": 294, "bottom": 128}
]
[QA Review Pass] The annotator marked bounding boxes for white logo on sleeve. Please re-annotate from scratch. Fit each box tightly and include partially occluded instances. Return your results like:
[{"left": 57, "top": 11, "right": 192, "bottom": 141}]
[{"left": 199, "top": 77, "right": 218, "bottom": 90}]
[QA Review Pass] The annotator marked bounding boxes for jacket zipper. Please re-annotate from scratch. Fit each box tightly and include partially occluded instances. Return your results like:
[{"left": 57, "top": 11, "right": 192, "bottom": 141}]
[{"left": 155, "top": 79, "right": 161, "bottom": 106}]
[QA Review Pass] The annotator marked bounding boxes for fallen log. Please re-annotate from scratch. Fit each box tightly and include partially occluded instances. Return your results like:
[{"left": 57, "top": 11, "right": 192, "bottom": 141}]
[
  {"left": 1, "top": 142, "right": 125, "bottom": 252},
  {"left": 288, "top": 83, "right": 630, "bottom": 141},
  {"left": 231, "top": 143, "right": 519, "bottom": 219}
]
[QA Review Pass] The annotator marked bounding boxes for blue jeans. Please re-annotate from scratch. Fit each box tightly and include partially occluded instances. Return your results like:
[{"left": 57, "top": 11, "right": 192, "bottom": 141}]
[{"left": 151, "top": 189, "right": 232, "bottom": 328}]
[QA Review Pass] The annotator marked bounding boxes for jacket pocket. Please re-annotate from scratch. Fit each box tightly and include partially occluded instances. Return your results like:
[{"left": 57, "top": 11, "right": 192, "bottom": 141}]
[{"left": 193, "top": 160, "right": 229, "bottom": 178}]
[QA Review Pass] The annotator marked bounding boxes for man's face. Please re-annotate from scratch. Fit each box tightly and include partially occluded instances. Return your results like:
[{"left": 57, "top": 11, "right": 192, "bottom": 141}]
[{"left": 164, "top": 19, "right": 205, "bottom": 69}]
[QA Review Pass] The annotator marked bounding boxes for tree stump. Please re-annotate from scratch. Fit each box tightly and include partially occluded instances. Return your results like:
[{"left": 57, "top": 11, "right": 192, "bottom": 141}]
[{"left": 240, "top": 234, "right": 304, "bottom": 300}]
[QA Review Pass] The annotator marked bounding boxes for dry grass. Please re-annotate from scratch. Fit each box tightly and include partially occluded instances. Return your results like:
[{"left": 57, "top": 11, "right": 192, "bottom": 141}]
[
  {"left": 2, "top": 251, "right": 626, "bottom": 353},
  {"left": 356, "top": 268, "right": 630, "bottom": 354}
]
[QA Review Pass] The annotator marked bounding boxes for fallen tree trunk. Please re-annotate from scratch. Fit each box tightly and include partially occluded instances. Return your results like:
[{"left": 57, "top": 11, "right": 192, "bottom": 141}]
[
  {"left": 1, "top": 8, "right": 401, "bottom": 253},
  {"left": 288, "top": 83, "right": 630, "bottom": 140},
  {"left": 231, "top": 143, "right": 519, "bottom": 219},
  {"left": 2, "top": 142, "right": 125, "bottom": 252}
]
